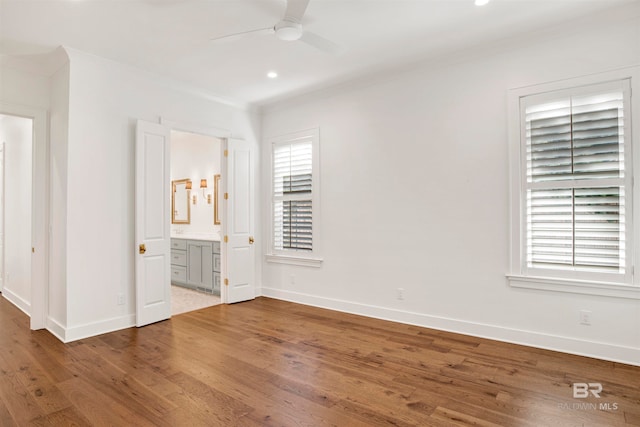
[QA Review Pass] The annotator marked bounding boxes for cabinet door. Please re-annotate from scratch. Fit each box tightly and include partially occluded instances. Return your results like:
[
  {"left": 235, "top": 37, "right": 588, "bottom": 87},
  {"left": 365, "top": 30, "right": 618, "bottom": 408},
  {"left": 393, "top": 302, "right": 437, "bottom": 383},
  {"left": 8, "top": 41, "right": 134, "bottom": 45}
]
[
  {"left": 187, "top": 241, "right": 213, "bottom": 290},
  {"left": 213, "top": 253, "right": 221, "bottom": 272},
  {"left": 213, "top": 272, "right": 220, "bottom": 295},
  {"left": 201, "top": 244, "right": 213, "bottom": 290},
  {"left": 187, "top": 243, "right": 203, "bottom": 284}
]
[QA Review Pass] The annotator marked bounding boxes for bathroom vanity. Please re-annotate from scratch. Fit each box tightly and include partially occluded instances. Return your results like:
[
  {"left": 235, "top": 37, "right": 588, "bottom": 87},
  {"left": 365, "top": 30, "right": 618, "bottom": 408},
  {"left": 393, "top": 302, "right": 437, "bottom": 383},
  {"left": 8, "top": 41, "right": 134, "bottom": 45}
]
[{"left": 171, "top": 236, "right": 221, "bottom": 295}]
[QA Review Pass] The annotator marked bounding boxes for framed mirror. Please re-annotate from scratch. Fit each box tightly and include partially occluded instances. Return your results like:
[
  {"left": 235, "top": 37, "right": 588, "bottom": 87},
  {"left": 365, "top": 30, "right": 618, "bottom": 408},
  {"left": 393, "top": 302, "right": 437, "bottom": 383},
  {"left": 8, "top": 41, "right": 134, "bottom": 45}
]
[
  {"left": 214, "top": 174, "right": 220, "bottom": 225},
  {"left": 172, "top": 179, "right": 191, "bottom": 224}
]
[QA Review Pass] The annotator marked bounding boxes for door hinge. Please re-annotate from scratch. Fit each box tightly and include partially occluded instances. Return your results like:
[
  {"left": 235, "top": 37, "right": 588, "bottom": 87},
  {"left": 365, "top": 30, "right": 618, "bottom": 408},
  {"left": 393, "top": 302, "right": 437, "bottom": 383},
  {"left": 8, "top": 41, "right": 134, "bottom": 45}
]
[
  {"left": 224, "top": 149, "right": 228, "bottom": 157},
  {"left": 224, "top": 192, "right": 228, "bottom": 200},
  {"left": 224, "top": 235, "right": 228, "bottom": 243},
  {"left": 32, "top": 247, "right": 35, "bottom": 253},
  {"left": 224, "top": 278, "right": 229, "bottom": 286}
]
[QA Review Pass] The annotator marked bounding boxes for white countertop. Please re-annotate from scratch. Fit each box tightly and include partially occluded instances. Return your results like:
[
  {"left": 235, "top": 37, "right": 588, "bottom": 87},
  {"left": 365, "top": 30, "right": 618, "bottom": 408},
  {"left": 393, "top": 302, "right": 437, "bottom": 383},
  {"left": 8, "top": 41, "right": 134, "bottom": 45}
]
[{"left": 171, "top": 233, "right": 220, "bottom": 242}]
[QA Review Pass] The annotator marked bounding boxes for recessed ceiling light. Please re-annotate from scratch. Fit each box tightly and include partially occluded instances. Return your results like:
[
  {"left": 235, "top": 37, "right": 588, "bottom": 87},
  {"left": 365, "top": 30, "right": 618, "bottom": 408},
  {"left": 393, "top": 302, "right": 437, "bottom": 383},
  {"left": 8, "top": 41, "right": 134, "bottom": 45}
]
[
  {"left": 475, "top": 0, "right": 490, "bottom": 5},
  {"left": 267, "top": 71, "right": 278, "bottom": 79}
]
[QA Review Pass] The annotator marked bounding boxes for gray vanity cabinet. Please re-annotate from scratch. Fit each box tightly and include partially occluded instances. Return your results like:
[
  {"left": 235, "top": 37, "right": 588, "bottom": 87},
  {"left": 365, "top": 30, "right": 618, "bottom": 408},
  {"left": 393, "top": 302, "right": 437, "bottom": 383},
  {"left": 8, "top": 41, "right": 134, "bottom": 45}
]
[{"left": 171, "top": 238, "right": 221, "bottom": 295}]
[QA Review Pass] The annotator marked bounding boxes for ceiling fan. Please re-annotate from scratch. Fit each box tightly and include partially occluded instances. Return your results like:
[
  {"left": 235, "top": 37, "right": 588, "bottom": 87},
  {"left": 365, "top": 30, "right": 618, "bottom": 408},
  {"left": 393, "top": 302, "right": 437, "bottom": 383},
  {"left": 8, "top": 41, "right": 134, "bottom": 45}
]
[{"left": 210, "top": 0, "right": 341, "bottom": 54}]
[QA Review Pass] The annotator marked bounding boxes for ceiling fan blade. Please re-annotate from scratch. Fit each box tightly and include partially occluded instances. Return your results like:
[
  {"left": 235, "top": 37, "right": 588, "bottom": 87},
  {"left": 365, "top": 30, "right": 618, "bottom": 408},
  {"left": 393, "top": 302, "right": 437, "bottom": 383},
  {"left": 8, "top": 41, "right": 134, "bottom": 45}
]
[
  {"left": 210, "top": 27, "right": 275, "bottom": 44},
  {"left": 284, "top": 0, "right": 310, "bottom": 23},
  {"left": 300, "top": 31, "right": 343, "bottom": 54}
]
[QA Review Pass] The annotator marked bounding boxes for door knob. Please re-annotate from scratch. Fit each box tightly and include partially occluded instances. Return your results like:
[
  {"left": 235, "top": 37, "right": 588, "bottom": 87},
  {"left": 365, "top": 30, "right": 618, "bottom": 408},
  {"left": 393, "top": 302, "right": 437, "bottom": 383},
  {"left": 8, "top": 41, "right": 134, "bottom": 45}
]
[
  {"left": 249, "top": 236, "right": 254, "bottom": 245},
  {"left": 139, "top": 243, "right": 146, "bottom": 254}
]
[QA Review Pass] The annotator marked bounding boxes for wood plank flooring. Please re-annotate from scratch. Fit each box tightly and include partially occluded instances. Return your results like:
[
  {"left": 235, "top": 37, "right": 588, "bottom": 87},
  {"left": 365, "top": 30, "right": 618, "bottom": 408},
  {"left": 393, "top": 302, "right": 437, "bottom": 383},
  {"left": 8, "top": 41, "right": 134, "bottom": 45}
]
[{"left": 1, "top": 295, "right": 639, "bottom": 426}]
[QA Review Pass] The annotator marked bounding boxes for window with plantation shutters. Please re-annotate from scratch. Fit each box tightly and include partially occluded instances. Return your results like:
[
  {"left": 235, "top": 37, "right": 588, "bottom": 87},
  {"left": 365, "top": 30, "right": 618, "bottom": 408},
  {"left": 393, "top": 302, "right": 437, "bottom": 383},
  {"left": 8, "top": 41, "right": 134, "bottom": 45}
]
[
  {"left": 514, "top": 78, "right": 634, "bottom": 287},
  {"left": 270, "top": 129, "right": 320, "bottom": 261},
  {"left": 274, "top": 142, "right": 312, "bottom": 251}
]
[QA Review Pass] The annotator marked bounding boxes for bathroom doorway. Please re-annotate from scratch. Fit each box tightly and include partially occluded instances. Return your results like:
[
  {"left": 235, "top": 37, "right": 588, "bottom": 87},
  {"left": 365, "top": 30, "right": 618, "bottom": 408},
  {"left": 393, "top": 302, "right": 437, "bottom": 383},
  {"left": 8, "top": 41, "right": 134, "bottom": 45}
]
[{"left": 169, "top": 129, "right": 223, "bottom": 315}]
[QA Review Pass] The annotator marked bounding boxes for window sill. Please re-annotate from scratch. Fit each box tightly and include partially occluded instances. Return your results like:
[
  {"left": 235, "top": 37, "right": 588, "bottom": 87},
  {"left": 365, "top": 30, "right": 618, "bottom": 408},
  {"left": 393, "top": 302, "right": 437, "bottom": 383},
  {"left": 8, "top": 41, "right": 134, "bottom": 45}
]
[
  {"left": 265, "top": 254, "right": 323, "bottom": 268},
  {"left": 507, "top": 275, "right": 640, "bottom": 299}
]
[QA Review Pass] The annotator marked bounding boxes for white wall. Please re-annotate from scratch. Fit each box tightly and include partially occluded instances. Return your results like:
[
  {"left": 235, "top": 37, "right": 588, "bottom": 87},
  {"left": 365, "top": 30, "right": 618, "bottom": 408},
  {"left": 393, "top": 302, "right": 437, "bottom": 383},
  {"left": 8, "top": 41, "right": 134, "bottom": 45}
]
[
  {"left": 0, "top": 114, "right": 33, "bottom": 314},
  {"left": 170, "top": 130, "right": 221, "bottom": 236},
  {"left": 0, "top": 66, "right": 50, "bottom": 110},
  {"left": 49, "top": 61, "right": 71, "bottom": 331},
  {"left": 61, "top": 48, "right": 260, "bottom": 340},
  {"left": 261, "top": 12, "right": 640, "bottom": 365}
]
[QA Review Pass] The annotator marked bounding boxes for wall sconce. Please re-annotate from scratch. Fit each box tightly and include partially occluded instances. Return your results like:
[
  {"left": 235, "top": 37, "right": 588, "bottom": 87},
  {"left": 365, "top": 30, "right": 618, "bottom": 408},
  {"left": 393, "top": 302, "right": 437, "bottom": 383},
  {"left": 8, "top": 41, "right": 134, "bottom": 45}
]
[
  {"left": 200, "top": 179, "right": 208, "bottom": 197},
  {"left": 200, "top": 178, "right": 213, "bottom": 204},
  {"left": 185, "top": 181, "right": 192, "bottom": 190}
]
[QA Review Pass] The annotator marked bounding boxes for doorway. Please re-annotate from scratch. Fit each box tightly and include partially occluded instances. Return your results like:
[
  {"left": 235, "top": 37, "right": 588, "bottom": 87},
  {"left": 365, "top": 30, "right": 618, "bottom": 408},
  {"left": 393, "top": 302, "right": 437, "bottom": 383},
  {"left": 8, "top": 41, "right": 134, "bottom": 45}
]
[
  {"left": 0, "top": 114, "right": 33, "bottom": 312},
  {"left": 169, "top": 129, "right": 223, "bottom": 315},
  {"left": 136, "top": 119, "right": 255, "bottom": 325}
]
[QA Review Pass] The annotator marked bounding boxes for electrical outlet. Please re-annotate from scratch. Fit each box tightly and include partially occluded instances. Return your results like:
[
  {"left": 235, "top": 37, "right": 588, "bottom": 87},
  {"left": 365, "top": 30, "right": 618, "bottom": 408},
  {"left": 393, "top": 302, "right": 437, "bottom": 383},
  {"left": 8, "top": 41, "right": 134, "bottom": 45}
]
[
  {"left": 397, "top": 288, "right": 404, "bottom": 300},
  {"left": 117, "top": 293, "right": 125, "bottom": 305},
  {"left": 579, "top": 310, "right": 592, "bottom": 325}
]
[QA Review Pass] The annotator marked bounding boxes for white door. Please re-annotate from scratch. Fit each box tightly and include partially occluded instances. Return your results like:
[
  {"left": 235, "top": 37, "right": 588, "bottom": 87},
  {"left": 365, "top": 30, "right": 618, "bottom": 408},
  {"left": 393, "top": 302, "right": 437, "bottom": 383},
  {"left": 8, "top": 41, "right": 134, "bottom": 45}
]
[
  {"left": 224, "top": 138, "right": 255, "bottom": 303},
  {"left": 135, "top": 120, "right": 171, "bottom": 326}
]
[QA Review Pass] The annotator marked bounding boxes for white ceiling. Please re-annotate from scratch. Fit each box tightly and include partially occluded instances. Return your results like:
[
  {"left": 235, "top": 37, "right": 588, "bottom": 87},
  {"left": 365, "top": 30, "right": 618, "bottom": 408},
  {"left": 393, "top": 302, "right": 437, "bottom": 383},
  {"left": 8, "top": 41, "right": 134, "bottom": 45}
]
[{"left": 0, "top": 0, "right": 636, "bottom": 107}]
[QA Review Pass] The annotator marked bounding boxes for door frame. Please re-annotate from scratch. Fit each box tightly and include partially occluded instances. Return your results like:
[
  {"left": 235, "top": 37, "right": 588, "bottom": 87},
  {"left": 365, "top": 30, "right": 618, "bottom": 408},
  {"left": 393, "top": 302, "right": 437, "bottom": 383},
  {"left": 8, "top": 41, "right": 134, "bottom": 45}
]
[
  {"left": 160, "top": 118, "right": 231, "bottom": 302},
  {"left": 0, "top": 103, "right": 49, "bottom": 330}
]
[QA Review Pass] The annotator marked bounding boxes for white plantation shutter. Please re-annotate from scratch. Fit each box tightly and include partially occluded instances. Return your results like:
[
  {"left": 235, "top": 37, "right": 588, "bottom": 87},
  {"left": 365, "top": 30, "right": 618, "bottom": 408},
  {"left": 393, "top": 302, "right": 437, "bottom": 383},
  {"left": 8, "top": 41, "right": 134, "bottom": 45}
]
[
  {"left": 273, "top": 140, "right": 313, "bottom": 251},
  {"left": 523, "top": 80, "right": 631, "bottom": 275}
]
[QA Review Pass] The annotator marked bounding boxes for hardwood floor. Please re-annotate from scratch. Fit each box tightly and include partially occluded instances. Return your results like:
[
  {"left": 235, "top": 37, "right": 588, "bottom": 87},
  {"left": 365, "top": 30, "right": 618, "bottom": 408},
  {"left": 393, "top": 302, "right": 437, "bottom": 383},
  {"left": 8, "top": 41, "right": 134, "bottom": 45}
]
[{"left": 0, "top": 296, "right": 638, "bottom": 426}]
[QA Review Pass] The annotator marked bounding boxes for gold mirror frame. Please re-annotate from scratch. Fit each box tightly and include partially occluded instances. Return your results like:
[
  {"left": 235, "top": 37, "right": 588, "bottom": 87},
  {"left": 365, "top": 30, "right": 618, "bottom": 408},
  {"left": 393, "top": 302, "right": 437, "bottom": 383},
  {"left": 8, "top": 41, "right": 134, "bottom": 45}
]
[
  {"left": 214, "top": 174, "right": 221, "bottom": 225},
  {"left": 172, "top": 179, "right": 191, "bottom": 224}
]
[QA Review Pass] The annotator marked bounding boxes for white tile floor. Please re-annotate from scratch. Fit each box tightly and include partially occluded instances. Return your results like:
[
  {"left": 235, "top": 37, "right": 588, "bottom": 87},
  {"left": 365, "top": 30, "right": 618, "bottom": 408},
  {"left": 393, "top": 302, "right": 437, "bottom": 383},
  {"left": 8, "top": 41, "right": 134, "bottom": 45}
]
[{"left": 171, "top": 285, "right": 221, "bottom": 315}]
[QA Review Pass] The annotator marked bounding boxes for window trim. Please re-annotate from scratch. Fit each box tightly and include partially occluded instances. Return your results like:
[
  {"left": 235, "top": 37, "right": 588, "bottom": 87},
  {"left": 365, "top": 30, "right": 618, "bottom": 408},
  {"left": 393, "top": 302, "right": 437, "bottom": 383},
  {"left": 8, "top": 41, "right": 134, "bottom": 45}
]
[
  {"left": 507, "top": 68, "right": 640, "bottom": 298},
  {"left": 266, "top": 128, "right": 322, "bottom": 266}
]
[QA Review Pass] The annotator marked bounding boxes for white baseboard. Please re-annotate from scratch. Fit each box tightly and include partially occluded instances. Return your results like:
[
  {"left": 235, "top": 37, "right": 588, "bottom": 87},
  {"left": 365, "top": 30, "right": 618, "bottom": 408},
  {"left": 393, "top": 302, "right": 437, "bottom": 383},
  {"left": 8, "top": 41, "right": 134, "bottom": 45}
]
[
  {"left": 1, "top": 287, "right": 31, "bottom": 317},
  {"left": 261, "top": 287, "right": 640, "bottom": 367},
  {"left": 46, "top": 314, "right": 136, "bottom": 343},
  {"left": 46, "top": 317, "right": 67, "bottom": 342}
]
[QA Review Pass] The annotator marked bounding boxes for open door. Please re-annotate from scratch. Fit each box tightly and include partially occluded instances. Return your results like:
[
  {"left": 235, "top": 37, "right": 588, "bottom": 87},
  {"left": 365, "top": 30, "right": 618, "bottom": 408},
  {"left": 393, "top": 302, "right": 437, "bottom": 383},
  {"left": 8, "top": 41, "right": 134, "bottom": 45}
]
[
  {"left": 135, "top": 120, "right": 171, "bottom": 326},
  {"left": 224, "top": 138, "right": 255, "bottom": 303}
]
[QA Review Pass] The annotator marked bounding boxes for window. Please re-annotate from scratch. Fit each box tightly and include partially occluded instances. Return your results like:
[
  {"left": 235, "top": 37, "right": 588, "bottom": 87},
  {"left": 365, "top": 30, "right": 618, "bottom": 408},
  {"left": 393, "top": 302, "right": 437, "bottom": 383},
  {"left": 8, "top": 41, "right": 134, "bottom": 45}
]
[
  {"left": 267, "top": 129, "right": 321, "bottom": 266},
  {"left": 274, "top": 144, "right": 312, "bottom": 251},
  {"left": 508, "top": 73, "right": 639, "bottom": 298}
]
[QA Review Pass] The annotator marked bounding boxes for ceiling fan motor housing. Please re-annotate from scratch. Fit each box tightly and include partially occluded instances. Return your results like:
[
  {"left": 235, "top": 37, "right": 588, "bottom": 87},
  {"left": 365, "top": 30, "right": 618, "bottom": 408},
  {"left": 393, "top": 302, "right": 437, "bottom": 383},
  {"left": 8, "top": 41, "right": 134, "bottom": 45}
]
[{"left": 275, "top": 19, "right": 303, "bottom": 41}]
